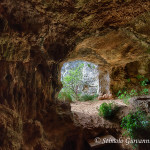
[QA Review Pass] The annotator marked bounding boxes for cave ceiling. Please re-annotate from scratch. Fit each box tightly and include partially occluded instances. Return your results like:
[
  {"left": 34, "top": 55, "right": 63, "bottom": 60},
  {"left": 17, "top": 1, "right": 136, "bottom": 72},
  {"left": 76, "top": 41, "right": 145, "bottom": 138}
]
[{"left": 0, "top": 0, "right": 150, "bottom": 68}]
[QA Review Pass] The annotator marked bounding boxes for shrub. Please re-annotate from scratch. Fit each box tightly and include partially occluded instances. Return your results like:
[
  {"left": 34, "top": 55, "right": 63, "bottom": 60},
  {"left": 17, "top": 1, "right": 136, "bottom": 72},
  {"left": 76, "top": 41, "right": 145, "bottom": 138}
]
[
  {"left": 80, "top": 94, "right": 98, "bottom": 101},
  {"left": 129, "top": 89, "right": 138, "bottom": 97},
  {"left": 140, "top": 88, "right": 149, "bottom": 95},
  {"left": 117, "top": 90, "right": 134, "bottom": 105},
  {"left": 117, "top": 89, "right": 140, "bottom": 105},
  {"left": 58, "top": 91, "right": 72, "bottom": 102},
  {"left": 98, "top": 102, "right": 118, "bottom": 120},
  {"left": 117, "top": 75, "right": 149, "bottom": 105},
  {"left": 121, "top": 110, "right": 150, "bottom": 148},
  {"left": 61, "top": 63, "right": 84, "bottom": 100},
  {"left": 137, "top": 75, "right": 149, "bottom": 86}
]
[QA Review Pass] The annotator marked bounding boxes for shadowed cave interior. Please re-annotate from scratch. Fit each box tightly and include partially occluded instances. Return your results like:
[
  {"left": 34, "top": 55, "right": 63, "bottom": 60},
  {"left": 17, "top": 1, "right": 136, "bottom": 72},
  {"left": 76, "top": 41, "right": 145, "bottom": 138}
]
[{"left": 0, "top": 0, "right": 150, "bottom": 150}]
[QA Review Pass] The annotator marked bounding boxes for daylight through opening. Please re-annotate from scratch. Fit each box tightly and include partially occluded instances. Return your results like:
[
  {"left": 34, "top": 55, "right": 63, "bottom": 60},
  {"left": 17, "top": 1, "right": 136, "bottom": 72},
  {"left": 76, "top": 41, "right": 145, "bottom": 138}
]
[
  {"left": 58, "top": 60, "right": 112, "bottom": 102},
  {"left": 58, "top": 60, "right": 99, "bottom": 102}
]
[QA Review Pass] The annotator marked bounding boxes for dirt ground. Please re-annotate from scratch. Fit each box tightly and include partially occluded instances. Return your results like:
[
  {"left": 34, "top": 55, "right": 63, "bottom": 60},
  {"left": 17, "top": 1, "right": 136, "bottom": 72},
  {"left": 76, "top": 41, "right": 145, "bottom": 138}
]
[
  {"left": 71, "top": 99, "right": 127, "bottom": 116},
  {"left": 70, "top": 99, "right": 129, "bottom": 128},
  {"left": 71, "top": 99, "right": 132, "bottom": 150}
]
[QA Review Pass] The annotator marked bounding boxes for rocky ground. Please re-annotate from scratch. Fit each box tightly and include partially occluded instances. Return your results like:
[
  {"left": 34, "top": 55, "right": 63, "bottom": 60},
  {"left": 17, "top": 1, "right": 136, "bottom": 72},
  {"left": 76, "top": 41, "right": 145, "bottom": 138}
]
[
  {"left": 71, "top": 99, "right": 129, "bottom": 128},
  {"left": 0, "top": 0, "right": 150, "bottom": 149},
  {"left": 71, "top": 99, "right": 133, "bottom": 150},
  {"left": 71, "top": 99, "right": 126, "bottom": 115}
]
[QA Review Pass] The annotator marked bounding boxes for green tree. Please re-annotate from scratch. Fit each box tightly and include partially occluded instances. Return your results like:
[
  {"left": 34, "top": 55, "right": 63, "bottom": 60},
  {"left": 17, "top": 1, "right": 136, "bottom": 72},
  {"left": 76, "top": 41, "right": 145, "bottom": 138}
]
[{"left": 62, "top": 63, "right": 84, "bottom": 100}]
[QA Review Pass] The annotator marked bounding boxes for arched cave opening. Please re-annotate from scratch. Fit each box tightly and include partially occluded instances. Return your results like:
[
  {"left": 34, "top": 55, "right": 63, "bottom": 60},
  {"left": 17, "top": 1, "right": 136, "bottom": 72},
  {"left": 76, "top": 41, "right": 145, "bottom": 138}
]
[
  {"left": 1, "top": 1, "right": 150, "bottom": 150},
  {"left": 58, "top": 59, "right": 150, "bottom": 150},
  {"left": 58, "top": 60, "right": 100, "bottom": 102},
  {"left": 58, "top": 60, "right": 112, "bottom": 102},
  {"left": 58, "top": 61, "right": 122, "bottom": 150}
]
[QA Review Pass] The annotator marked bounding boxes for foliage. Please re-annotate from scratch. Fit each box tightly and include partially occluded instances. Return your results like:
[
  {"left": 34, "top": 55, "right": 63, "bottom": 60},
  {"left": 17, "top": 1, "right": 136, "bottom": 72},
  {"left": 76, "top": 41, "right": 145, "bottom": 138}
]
[
  {"left": 58, "top": 90, "right": 72, "bottom": 102},
  {"left": 118, "top": 90, "right": 130, "bottom": 100},
  {"left": 129, "top": 89, "right": 138, "bottom": 97},
  {"left": 60, "top": 61, "right": 99, "bottom": 101},
  {"left": 137, "top": 75, "right": 149, "bottom": 86},
  {"left": 62, "top": 63, "right": 84, "bottom": 100},
  {"left": 87, "top": 63, "right": 95, "bottom": 69},
  {"left": 127, "top": 78, "right": 131, "bottom": 83},
  {"left": 121, "top": 110, "right": 150, "bottom": 148},
  {"left": 117, "top": 89, "right": 138, "bottom": 105},
  {"left": 98, "top": 102, "right": 118, "bottom": 120},
  {"left": 80, "top": 94, "right": 98, "bottom": 101},
  {"left": 117, "top": 75, "right": 149, "bottom": 104},
  {"left": 140, "top": 78, "right": 149, "bottom": 87},
  {"left": 140, "top": 88, "right": 149, "bottom": 95}
]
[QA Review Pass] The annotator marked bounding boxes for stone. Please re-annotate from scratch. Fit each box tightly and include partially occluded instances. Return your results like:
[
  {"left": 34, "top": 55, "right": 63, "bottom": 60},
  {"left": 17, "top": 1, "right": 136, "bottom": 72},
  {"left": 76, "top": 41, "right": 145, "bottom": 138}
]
[
  {"left": 129, "top": 95, "right": 150, "bottom": 113},
  {"left": 98, "top": 94, "right": 113, "bottom": 100},
  {"left": 88, "top": 135, "right": 116, "bottom": 148},
  {"left": 0, "top": 0, "right": 150, "bottom": 149}
]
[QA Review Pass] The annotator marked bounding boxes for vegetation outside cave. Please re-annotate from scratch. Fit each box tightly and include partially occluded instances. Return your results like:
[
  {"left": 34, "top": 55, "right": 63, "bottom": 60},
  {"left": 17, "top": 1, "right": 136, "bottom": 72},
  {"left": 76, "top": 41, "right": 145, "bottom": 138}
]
[{"left": 58, "top": 60, "right": 99, "bottom": 102}]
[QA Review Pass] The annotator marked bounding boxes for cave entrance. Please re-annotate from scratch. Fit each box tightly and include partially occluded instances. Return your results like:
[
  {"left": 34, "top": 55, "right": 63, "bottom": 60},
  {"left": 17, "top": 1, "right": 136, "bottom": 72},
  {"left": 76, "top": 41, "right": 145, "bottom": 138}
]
[
  {"left": 58, "top": 60, "right": 100, "bottom": 102},
  {"left": 59, "top": 60, "right": 119, "bottom": 150}
]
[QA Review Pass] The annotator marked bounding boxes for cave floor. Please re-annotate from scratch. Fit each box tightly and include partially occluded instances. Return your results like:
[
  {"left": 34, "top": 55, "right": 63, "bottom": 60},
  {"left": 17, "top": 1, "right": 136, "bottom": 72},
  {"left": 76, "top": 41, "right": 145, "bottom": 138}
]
[
  {"left": 71, "top": 99, "right": 130, "bottom": 129},
  {"left": 71, "top": 99, "right": 131, "bottom": 150},
  {"left": 71, "top": 99, "right": 127, "bottom": 116}
]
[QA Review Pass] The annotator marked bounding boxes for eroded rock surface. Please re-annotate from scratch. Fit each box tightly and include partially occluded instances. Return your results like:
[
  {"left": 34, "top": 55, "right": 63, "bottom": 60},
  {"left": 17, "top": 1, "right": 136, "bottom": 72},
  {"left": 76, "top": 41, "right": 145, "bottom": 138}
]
[
  {"left": 71, "top": 100, "right": 131, "bottom": 150},
  {"left": 0, "top": 0, "right": 150, "bottom": 149}
]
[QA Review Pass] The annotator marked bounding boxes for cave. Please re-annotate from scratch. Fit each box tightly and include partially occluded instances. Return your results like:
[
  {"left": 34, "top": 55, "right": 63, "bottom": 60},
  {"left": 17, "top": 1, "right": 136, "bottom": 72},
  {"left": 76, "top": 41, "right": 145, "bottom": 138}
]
[
  {"left": 0, "top": 0, "right": 150, "bottom": 150},
  {"left": 59, "top": 60, "right": 105, "bottom": 101}
]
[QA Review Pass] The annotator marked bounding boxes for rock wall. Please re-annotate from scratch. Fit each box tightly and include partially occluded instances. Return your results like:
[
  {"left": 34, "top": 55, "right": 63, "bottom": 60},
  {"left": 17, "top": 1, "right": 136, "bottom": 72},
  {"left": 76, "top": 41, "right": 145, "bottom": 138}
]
[
  {"left": 98, "top": 67, "right": 111, "bottom": 95},
  {"left": 0, "top": 60, "right": 76, "bottom": 150},
  {"left": 110, "top": 59, "right": 150, "bottom": 95},
  {"left": 0, "top": 0, "right": 150, "bottom": 149}
]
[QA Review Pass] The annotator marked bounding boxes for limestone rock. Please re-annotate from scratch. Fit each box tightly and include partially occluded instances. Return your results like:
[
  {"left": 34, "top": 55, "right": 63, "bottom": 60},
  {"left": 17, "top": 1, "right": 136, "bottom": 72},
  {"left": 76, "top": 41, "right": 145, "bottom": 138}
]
[
  {"left": 0, "top": 0, "right": 150, "bottom": 149},
  {"left": 98, "top": 94, "right": 113, "bottom": 100}
]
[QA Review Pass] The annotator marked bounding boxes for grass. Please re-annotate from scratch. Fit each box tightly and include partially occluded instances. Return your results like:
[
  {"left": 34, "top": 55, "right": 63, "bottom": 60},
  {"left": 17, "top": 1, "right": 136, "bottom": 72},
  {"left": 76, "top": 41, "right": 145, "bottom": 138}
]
[
  {"left": 79, "top": 94, "right": 98, "bottom": 101},
  {"left": 58, "top": 91, "right": 72, "bottom": 102},
  {"left": 58, "top": 92, "right": 98, "bottom": 102}
]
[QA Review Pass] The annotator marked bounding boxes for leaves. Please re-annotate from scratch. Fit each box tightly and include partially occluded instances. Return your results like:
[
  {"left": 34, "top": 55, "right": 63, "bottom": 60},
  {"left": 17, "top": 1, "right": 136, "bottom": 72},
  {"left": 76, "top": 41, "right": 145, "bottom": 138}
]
[
  {"left": 140, "top": 88, "right": 149, "bottom": 95},
  {"left": 121, "top": 110, "right": 150, "bottom": 144},
  {"left": 98, "top": 102, "right": 118, "bottom": 120},
  {"left": 62, "top": 63, "right": 84, "bottom": 100},
  {"left": 80, "top": 94, "right": 98, "bottom": 101},
  {"left": 117, "top": 74, "right": 149, "bottom": 104},
  {"left": 136, "top": 75, "right": 149, "bottom": 86}
]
